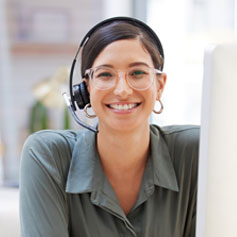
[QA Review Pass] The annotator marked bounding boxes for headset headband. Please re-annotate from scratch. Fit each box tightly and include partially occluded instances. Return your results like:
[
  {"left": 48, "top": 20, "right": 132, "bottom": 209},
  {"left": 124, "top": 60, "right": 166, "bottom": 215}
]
[{"left": 78, "top": 16, "right": 164, "bottom": 59}]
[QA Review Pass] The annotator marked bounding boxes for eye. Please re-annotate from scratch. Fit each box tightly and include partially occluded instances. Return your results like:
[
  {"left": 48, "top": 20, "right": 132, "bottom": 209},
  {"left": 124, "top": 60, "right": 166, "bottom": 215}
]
[
  {"left": 132, "top": 70, "right": 145, "bottom": 75},
  {"left": 97, "top": 72, "right": 112, "bottom": 77},
  {"left": 129, "top": 69, "right": 148, "bottom": 78},
  {"left": 94, "top": 68, "right": 114, "bottom": 80}
]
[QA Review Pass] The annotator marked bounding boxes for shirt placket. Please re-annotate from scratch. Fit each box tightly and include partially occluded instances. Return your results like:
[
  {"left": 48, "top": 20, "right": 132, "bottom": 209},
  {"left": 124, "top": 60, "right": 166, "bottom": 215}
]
[{"left": 90, "top": 177, "right": 138, "bottom": 237}]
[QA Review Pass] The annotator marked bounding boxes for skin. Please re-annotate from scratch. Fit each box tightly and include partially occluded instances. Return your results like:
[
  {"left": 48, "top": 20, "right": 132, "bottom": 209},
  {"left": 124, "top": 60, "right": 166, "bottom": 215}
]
[{"left": 86, "top": 39, "right": 167, "bottom": 215}]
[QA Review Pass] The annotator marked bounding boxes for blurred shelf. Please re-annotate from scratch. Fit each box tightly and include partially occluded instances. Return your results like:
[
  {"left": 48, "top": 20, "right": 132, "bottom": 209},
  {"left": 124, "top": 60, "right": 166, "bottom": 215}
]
[{"left": 10, "top": 43, "right": 78, "bottom": 55}]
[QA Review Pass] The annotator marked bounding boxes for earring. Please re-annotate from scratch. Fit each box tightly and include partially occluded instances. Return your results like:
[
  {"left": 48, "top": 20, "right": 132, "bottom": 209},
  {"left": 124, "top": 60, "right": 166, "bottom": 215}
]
[
  {"left": 84, "top": 103, "right": 97, "bottom": 118},
  {"left": 153, "top": 100, "right": 164, "bottom": 114}
]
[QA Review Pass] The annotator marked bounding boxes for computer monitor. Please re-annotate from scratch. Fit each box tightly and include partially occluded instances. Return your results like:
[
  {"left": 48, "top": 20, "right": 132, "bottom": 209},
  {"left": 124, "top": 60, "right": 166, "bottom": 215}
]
[{"left": 196, "top": 43, "right": 237, "bottom": 237}]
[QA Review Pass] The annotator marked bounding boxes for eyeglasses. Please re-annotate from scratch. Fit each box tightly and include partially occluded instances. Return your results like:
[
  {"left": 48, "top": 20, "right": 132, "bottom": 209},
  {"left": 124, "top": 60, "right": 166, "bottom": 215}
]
[{"left": 85, "top": 65, "right": 163, "bottom": 90}]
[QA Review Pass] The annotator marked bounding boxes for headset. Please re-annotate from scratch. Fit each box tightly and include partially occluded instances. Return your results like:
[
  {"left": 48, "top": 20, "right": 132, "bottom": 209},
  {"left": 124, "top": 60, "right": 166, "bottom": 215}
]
[{"left": 63, "top": 16, "right": 164, "bottom": 133}]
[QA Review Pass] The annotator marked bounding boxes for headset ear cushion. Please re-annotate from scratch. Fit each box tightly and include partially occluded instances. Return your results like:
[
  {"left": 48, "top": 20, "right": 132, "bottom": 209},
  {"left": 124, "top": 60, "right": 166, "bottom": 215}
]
[
  {"left": 73, "top": 81, "right": 90, "bottom": 110},
  {"left": 73, "top": 82, "right": 87, "bottom": 109},
  {"left": 79, "top": 81, "right": 90, "bottom": 106}
]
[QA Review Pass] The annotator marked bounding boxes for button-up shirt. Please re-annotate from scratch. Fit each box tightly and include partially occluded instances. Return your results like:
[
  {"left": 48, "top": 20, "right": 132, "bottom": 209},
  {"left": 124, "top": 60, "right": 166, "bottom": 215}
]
[{"left": 20, "top": 124, "right": 199, "bottom": 237}]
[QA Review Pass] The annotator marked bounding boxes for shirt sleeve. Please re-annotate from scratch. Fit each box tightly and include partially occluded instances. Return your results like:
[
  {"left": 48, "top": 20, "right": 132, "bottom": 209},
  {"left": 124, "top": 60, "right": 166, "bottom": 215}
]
[
  {"left": 183, "top": 127, "right": 199, "bottom": 237},
  {"left": 184, "top": 185, "right": 197, "bottom": 237},
  {"left": 19, "top": 131, "right": 73, "bottom": 237}
]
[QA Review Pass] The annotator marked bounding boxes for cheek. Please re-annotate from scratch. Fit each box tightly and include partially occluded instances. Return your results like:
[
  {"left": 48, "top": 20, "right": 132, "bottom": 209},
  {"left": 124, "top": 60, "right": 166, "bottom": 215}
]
[
  {"left": 149, "top": 81, "right": 159, "bottom": 99},
  {"left": 89, "top": 88, "right": 105, "bottom": 112},
  {"left": 150, "top": 93, "right": 157, "bottom": 107},
  {"left": 89, "top": 90, "right": 98, "bottom": 107},
  {"left": 144, "top": 87, "right": 157, "bottom": 110}
]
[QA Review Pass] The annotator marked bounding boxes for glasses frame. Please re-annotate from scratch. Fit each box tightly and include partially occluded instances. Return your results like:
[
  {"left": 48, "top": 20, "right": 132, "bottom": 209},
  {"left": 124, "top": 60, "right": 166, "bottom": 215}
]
[{"left": 85, "top": 66, "right": 163, "bottom": 91}]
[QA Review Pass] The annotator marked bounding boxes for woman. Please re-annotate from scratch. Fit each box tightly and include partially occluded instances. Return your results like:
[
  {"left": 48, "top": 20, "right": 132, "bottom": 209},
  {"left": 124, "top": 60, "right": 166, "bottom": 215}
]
[{"left": 20, "top": 17, "right": 199, "bottom": 237}]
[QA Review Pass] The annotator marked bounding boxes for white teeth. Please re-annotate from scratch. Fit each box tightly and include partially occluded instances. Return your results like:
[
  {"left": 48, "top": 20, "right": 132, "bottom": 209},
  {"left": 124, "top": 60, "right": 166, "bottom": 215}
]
[{"left": 109, "top": 103, "right": 137, "bottom": 110}]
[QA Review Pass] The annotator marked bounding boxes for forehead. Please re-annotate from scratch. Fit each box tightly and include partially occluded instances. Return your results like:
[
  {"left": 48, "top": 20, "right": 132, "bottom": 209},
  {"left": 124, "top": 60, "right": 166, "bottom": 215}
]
[{"left": 92, "top": 39, "right": 154, "bottom": 68}]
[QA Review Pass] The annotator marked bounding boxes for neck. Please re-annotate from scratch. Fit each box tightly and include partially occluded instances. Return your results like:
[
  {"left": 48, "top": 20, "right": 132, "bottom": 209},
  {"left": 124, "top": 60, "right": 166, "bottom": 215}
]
[{"left": 97, "top": 123, "right": 150, "bottom": 179}]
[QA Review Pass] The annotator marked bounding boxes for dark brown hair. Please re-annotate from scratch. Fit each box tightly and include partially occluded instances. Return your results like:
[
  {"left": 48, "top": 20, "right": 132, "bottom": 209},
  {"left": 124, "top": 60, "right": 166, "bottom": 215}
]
[{"left": 81, "top": 21, "right": 164, "bottom": 78}]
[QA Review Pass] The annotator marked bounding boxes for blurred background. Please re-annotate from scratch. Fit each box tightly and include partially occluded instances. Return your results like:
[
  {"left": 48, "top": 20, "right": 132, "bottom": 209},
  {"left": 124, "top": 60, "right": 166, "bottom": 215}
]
[{"left": 0, "top": 0, "right": 236, "bottom": 235}]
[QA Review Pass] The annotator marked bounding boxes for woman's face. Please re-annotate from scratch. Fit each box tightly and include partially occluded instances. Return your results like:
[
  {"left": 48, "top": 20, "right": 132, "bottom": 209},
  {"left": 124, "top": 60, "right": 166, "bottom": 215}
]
[{"left": 87, "top": 39, "right": 166, "bottom": 133}]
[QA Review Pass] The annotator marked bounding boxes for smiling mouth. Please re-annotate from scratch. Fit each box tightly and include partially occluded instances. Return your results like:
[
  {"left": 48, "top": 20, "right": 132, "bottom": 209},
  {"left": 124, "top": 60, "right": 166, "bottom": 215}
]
[{"left": 106, "top": 103, "right": 141, "bottom": 111}]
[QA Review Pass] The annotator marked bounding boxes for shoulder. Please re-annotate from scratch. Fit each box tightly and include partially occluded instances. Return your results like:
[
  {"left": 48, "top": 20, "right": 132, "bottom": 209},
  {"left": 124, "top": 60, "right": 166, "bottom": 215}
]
[
  {"left": 21, "top": 130, "right": 79, "bottom": 185},
  {"left": 22, "top": 130, "right": 79, "bottom": 164},
  {"left": 23, "top": 129, "right": 78, "bottom": 152},
  {"left": 24, "top": 129, "right": 78, "bottom": 145},
  {"left": 151, "top": 124, "right": 200, "bottom": 150}
]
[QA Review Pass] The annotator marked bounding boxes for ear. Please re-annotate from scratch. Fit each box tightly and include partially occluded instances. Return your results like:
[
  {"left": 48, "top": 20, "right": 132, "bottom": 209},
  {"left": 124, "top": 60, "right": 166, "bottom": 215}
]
[{"left": 156, "top": 73, "right": 167, "bottom": 100}]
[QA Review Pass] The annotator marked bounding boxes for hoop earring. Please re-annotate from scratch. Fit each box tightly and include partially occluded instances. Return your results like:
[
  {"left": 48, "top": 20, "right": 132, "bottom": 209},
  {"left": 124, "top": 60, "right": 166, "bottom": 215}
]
[
  {"left": 84, "top": 103, "right": 96, "bottom": 118},
  {"left": 153, "top": 100, "right": 164, "bottom": 114}
]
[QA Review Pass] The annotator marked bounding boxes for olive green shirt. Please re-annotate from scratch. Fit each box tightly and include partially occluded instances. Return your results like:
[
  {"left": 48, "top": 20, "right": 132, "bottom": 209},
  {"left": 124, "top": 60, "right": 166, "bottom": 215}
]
[{"left": 20, "top": 124, "right": 199, "bottom": 237}]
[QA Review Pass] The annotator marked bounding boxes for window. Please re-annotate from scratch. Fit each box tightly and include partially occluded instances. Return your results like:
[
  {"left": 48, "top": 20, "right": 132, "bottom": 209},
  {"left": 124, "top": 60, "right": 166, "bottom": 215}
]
[{"left": 147, "top": 0, "right": 236, "bottom": 125}]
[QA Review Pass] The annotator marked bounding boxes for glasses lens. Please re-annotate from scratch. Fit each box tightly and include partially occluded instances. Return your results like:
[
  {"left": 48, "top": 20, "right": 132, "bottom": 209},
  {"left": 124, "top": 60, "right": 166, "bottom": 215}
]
[
  {"left": 91, "top": 67, "right": 116, "bottom": 89},
  {"left": 127, "top": 66, "right": 154, "bottom": 90}
]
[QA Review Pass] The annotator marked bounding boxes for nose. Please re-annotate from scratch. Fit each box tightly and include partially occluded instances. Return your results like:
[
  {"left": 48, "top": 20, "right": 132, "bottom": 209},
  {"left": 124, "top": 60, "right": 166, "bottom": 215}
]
[{"left": 113, "top": 72, "right": 133, "bottom": 98}]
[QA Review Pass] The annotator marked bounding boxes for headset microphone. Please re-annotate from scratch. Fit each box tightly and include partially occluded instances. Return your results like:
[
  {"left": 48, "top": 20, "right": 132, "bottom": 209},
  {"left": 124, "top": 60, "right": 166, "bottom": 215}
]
[{"left": 62, "top": 93, "right": 98, "bottom": 133}]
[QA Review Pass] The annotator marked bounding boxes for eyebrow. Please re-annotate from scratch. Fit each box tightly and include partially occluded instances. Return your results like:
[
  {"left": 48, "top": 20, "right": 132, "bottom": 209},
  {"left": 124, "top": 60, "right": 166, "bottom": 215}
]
[
  {"left": 97, "top": 62, "right": 150, "bottom": 68},
  {"left": 129, "top": 62, "right": 150, "bottom": 67}
]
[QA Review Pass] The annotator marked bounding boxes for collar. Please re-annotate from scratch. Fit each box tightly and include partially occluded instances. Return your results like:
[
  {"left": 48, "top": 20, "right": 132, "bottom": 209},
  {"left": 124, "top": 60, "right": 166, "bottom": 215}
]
[
  {"left": 65, "top": 130, "right": 104, "bottom": 193},
  {"left": 149, "top": 125, "right": 179, "bottom": 192},
  {"left": 65, "top": 125, "right": 179, "bottom": 193}
]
